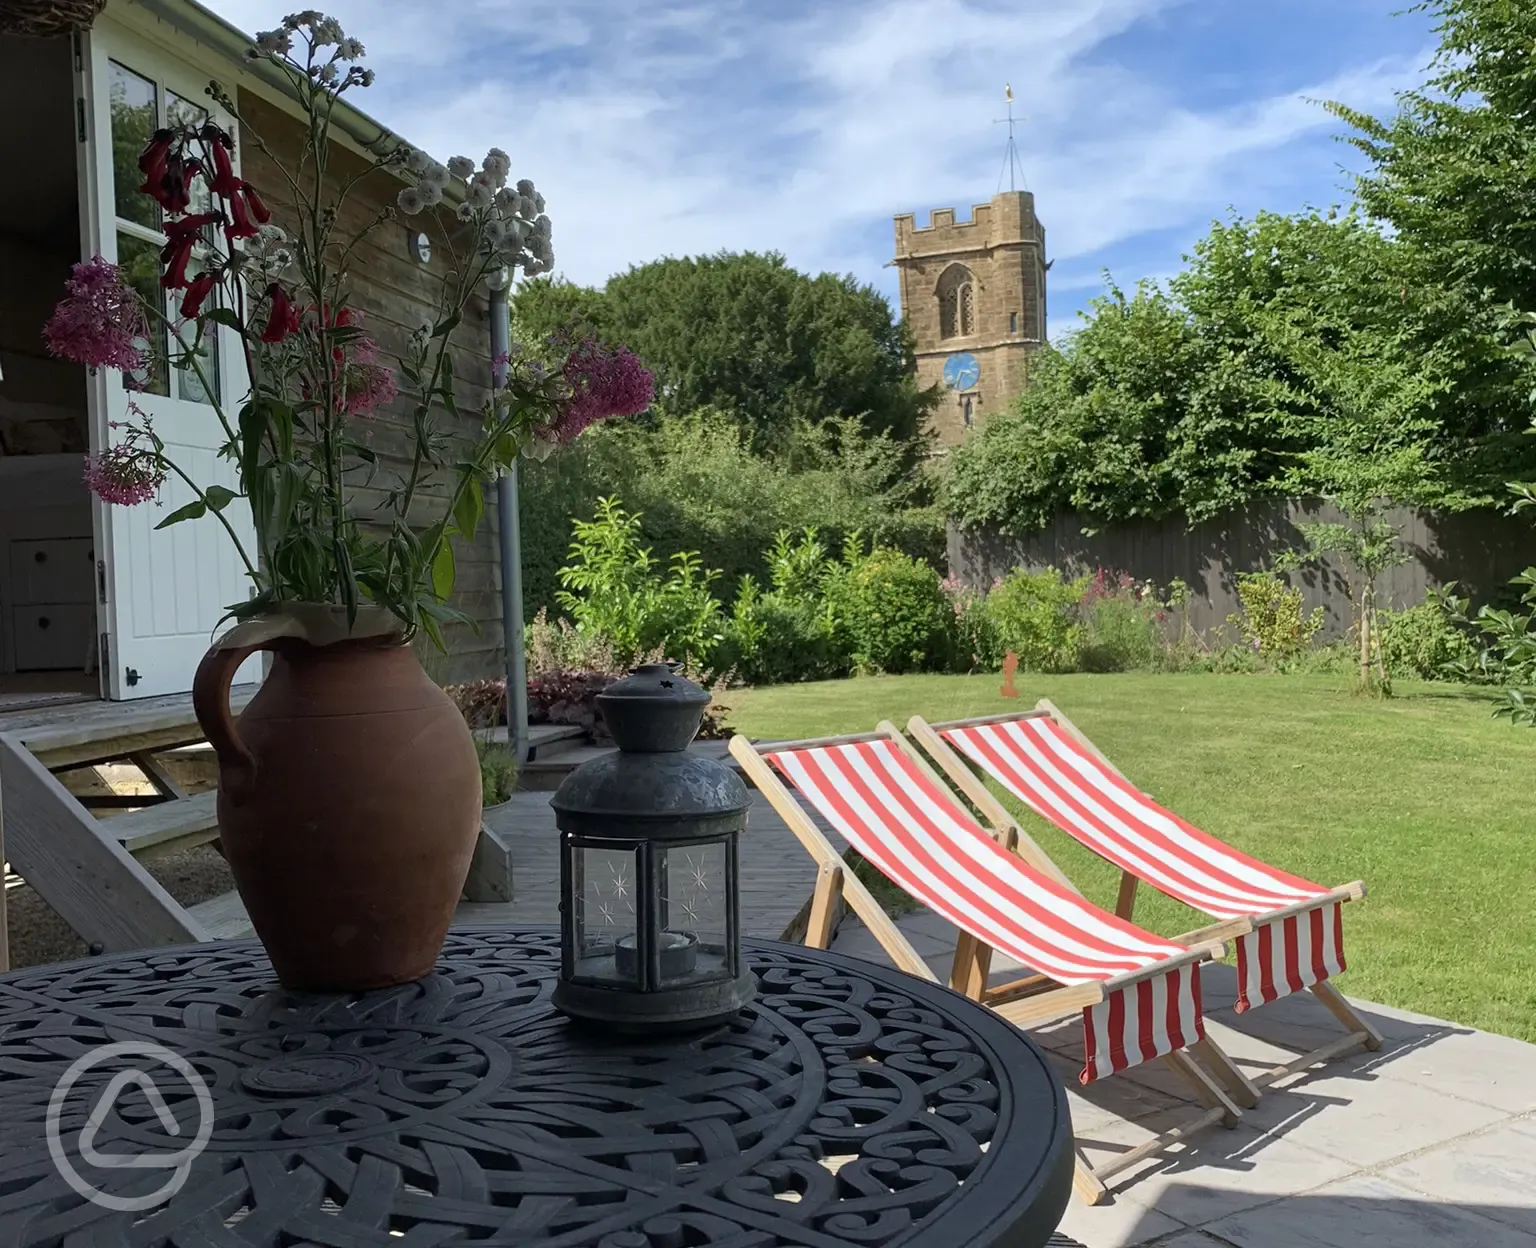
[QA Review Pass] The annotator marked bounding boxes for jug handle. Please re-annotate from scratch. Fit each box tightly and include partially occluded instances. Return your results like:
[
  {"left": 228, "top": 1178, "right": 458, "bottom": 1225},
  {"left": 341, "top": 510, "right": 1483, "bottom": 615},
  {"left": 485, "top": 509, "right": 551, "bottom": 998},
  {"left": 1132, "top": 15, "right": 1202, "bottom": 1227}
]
[{"left": 193, "top": 640, "right": 273, "bottom": 807}]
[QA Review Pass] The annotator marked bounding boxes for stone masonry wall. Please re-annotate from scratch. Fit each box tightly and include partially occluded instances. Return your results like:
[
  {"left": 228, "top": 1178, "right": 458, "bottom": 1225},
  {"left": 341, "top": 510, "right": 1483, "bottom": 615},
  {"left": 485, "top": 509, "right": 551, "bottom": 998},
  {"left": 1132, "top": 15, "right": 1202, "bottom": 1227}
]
[{"left": 893, "top": 191, "right": 1047, "bottom": 446}]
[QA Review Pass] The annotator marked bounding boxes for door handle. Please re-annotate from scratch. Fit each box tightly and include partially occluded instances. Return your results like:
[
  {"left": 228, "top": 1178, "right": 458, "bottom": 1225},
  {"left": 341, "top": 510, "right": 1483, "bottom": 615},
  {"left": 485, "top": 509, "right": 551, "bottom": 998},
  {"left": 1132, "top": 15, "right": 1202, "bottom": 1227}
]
[{"left": 37, "top": 616, "right": 51, "bottom": 630}]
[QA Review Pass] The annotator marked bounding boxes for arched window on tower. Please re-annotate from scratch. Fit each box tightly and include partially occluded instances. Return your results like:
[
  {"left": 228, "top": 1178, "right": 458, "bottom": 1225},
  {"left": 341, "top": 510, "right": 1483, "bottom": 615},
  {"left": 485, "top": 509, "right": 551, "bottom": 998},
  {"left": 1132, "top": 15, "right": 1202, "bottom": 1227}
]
[{"left": 936, "top": 264, "right": 975, "bottom": 340}]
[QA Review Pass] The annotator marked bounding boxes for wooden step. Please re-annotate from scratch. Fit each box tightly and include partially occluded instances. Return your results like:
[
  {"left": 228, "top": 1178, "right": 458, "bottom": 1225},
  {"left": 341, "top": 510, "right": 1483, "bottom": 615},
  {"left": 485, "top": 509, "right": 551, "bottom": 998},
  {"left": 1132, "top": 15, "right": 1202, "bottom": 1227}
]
[
  {"left": 7, "top": 685, "right": 259, "bottom": 770},
  {"left": 187, "top": 889, "right": 255, "bottom": 940},
  {"left": 104, "top": 791, "right": 220, "bottom": 857}
]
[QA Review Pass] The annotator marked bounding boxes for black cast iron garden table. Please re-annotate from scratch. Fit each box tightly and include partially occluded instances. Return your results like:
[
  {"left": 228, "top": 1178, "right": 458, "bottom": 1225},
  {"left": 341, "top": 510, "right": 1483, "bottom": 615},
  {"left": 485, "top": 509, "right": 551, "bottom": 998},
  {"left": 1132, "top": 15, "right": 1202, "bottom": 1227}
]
[{"left": 0, "top": 926, "right": 1074, "bottom": 1247}]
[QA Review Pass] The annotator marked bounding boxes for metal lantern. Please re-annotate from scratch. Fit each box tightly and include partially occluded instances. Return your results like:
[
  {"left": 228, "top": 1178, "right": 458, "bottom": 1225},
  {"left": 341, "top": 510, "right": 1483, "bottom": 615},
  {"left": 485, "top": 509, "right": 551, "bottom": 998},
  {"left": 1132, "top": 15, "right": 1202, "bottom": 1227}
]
[{"left": 550, "top": 663, "right": 757, "bottom": 1032}]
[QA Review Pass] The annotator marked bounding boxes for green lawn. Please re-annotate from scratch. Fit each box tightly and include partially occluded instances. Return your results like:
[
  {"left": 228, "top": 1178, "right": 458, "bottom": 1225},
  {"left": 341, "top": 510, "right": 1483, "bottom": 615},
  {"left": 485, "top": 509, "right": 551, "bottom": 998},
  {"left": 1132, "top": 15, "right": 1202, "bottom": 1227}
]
[{"left": 727, "top": 673, "right": 1536, "bottom": 1043}]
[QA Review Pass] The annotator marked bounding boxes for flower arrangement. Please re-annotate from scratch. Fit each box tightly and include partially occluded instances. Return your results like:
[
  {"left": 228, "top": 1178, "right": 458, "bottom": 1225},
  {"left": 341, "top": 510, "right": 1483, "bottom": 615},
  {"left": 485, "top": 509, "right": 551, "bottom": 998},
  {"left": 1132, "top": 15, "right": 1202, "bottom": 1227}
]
[{"left": 44, "top": 11, "right": 652, "bottom": 647}]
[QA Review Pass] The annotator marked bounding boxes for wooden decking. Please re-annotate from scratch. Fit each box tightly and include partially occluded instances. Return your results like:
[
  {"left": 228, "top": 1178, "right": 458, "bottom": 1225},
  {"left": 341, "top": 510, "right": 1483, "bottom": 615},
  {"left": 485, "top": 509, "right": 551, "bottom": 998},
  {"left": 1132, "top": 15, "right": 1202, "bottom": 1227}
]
[
  {"left": 458, "top": 788, "right": 847, "bottom": 939},
  {"left": 1, "top": 692, "right": 826, "bottom": 969},
  {"left": 0, "top": 692, "right": 588, "bottom": 968}
]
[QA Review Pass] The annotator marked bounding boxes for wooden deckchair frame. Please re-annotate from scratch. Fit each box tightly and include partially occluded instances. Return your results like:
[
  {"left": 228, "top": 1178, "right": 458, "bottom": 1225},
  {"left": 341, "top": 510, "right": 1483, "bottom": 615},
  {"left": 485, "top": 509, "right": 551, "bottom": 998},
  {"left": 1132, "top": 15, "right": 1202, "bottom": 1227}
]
[
  {"left": 729, "top": 725, "right": 1250, "bottom": 1207},
  {"left": 908, "top": 699, "right": 1384, "bottom": 1095}
]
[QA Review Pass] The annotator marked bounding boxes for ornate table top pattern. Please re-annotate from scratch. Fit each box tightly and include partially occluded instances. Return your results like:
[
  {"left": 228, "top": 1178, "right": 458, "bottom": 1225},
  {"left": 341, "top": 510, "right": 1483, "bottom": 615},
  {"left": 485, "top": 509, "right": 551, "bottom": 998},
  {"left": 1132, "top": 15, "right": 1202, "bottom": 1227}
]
[{"left": 0, "top": 927, "right": 1072, "bottom": 1247}]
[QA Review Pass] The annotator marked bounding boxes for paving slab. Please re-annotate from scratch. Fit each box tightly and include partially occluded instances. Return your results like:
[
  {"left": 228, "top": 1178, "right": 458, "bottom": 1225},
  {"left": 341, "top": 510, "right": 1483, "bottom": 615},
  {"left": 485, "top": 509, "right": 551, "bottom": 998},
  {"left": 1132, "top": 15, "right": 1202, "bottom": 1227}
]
[
  {"left": 1378, "top": 1116, "right": 1536, "bottom": 1236},
  {"left": 827, "top": 905, "right": 1536, "bottom": 1248},
  {"left": 1080, "top": 1112, "right": 1355, "bottom": 1226},
  {"left": 1054, "top": 1189, "right": 1187, "bottom": 1248},
  {"left": 1232, "top": 1064, "right": 1509, "bottom": 1168},
  {"left": 1201, "top": 1173, "right": 1536, "bottom": 1248},
  {"left": 1343, "top": 1028, "right": 1536, "bottom": 1115}
]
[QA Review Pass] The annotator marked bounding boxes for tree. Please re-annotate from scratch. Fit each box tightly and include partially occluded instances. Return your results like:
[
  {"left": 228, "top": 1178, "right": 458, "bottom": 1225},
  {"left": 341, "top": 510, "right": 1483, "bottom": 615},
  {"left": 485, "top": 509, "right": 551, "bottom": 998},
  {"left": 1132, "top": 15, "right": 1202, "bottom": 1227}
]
[
  {"left": 945, "top": 279, "right": 1281, "bottom": 534},
  {"left": 1328, "top": 0, "right": 1536, "bottom": 313},
  {"left": 946, "top": 207, "right": 1536, "bottom": 537},
  {"left": 512, "top": 252, "right": 937, "bottom": 452}
]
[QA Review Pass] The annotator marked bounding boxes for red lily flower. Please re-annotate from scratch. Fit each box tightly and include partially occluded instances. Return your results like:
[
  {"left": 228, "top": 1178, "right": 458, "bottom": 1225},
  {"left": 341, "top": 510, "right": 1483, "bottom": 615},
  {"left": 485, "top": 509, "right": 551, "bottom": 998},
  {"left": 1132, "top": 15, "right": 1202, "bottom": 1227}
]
[
  {"left": 201, "top": 124, "right": 241, "bottom": 198},
  {"left": 259, "top": 283, "right": 300, "bottom": 344},
  {"left": 154, "top": 154, "right": 202, "bottom": 214},
  {"left": 160, "top": 235, "right": 195, "bottom": 290},
  {"left": 179, "top": 272, "right": 218, "bottom": 320},
  {"left": 158, "top": 213, "right": 220, "bottom": 291},
  {"left": 136, "top": 129, "right": 174, "bottom": 198},
  {"left": 224, "top": 188, "right": 259, "bottom": 242},
  {"left": 163, "top": 212, "right": 221, "bottom": 244},
  {"left": 241, "top": 181, "right": 271, "bottom": 224}
]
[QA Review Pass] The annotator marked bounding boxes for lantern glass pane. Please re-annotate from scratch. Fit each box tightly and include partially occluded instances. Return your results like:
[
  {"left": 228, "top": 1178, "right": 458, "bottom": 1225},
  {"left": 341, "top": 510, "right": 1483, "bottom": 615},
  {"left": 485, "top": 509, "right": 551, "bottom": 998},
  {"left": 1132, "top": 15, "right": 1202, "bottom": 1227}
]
[
  {"left": 575, "top": 844, "right": 640, "bottom": 986},
  {"left": 660, "top": 842, "right": 728, "bottom": 983}
]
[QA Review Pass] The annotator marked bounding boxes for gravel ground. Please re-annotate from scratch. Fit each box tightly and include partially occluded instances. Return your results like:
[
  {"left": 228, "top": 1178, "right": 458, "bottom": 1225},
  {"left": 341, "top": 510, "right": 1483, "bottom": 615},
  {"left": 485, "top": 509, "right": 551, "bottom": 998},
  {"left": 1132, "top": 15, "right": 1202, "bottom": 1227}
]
[
  {"left": 3, "top": 753, "right": 230, "bottom": 970},
  {"left": 4, "top": 844, "right": 234, "bottom": 968}
]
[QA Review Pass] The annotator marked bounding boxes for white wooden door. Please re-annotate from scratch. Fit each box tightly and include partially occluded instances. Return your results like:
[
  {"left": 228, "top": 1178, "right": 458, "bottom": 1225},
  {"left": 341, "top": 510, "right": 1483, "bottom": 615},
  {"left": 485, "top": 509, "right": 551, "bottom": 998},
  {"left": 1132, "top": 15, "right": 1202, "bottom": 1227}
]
[{"left": 79, "top": 23, "right": 262, "bottom": 699}]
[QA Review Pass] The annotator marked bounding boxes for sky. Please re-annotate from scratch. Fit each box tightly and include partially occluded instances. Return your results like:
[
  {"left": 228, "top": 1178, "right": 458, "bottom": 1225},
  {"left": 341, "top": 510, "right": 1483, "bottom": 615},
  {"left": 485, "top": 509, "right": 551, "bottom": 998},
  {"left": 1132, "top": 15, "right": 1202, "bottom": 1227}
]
[{"left": 204, "top": 0, "right": 1441, "bottom": 337}]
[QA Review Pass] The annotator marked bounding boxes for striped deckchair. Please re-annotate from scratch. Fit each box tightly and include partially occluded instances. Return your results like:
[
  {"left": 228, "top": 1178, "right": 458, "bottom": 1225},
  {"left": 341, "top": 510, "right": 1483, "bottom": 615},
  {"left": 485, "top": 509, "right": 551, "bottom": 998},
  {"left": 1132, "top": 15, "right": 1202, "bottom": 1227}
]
[
  {"left": 729, "top": 725, "right": 1249, "bottom": 1207},
  {"left": 908, "top": 701, "right": 1383, "bottom": 1094}
]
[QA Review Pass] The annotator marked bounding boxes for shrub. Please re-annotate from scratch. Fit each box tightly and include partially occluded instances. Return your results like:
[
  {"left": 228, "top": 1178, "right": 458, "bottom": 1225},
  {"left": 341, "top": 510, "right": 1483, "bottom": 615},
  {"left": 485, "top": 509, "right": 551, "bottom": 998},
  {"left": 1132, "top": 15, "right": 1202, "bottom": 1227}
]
[
  {"left": 1379, "top": 594, "right": 1478, "bottom": 680},
  {"left": 942, "top": 575, "right": 1004, "bottom": 673},
  {"left": 554, "top": 496, "right": 727, "bottom": 672},
  {"left": 516, "top": 407, "right": 944, "bottom": 620},
  {"left": 984, "top": 566, "right": 1087, "bottom": 672},
  {"left": 722, "top": 529, "right": 848, "bottom": 684},
  {"left": 526, "top": 607, "right": 620, "bottom": 676},
  {"left": 726, "top": 577, "right": 845, "bottom": 685},
  {"left": 1437, "top": 572, "right": 1536, "bottom": 723},
  {"left": 476, "top": 739, "right": 519, "bottom": 806},
  {"left": 1077, "top": 569, "right": 1166, "bottom": 672},
  {"left": 447, "top": 678, "right": 505, "bottom": 729},
  {"left": 1228, "top": 572, "right": 1324, "bottom": 658},
  {"left": 827, "top": 544, "right": 955, "bottom": 674}
]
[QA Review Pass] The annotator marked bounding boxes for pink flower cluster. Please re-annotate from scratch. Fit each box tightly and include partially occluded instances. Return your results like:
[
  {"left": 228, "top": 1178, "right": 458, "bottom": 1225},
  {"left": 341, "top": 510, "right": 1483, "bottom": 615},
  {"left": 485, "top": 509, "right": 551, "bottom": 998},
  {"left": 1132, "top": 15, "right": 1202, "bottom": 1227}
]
[
  {"left": 541, "top": 341, "right": 653, "bottom": 444},
  {"left": 1080, "top": 567, "right": 1149, "bottom": 607},
  {"left": 341, "top": 337, "right": 398, "bottom": 417},
  {"left": 43, "top": 256, "right": 148, "bottom": 373},
  {"left": 82, "top": 406, "right": 167, "bottom": 506}
]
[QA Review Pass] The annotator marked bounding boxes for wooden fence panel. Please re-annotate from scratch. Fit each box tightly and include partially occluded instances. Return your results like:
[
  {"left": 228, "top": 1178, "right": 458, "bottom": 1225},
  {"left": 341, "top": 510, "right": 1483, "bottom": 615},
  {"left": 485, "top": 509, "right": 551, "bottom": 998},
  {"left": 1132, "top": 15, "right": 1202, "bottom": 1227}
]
[{"left": 947, "top": 500, "right": 1534, "bottom": 641}]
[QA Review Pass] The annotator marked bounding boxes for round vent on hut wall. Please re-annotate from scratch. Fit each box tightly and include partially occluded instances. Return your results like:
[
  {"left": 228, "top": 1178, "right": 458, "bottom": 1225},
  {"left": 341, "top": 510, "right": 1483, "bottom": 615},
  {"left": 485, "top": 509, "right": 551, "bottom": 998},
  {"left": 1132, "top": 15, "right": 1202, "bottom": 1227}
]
[{"left": 0, "top": 0, "right": 109, "bottom": 37}]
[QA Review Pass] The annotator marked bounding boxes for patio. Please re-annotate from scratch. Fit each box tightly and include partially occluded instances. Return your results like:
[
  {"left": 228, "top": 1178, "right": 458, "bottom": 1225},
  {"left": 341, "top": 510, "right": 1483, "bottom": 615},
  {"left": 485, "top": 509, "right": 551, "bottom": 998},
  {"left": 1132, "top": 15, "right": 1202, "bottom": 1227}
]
[
  {"left": 487, "top": 788, "right": 1536, "bottom": 1248},
  {"left": 833, "top": 905, "right": 1536, "bottom": 1248}
]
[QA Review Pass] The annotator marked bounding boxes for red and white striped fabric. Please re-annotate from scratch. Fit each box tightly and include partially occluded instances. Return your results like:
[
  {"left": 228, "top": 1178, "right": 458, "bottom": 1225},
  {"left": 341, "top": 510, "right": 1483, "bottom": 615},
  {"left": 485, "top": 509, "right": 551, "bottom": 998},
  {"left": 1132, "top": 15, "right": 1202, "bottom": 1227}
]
[
  {"left": 765, "top": 738, "right": 1206, "bottom": 1083},
  {"left": 939, "top": 715, "right": 1346, "bottom": 1011},
  {"left": 1236, "top": 905, "right": 1345, "bottom": 1013}
]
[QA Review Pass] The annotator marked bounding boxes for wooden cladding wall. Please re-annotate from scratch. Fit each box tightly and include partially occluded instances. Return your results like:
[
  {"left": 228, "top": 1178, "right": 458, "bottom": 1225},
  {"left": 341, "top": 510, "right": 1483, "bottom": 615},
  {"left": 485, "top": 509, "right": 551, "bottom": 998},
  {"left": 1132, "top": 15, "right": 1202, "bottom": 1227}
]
[
  {"left": 235, "top": 90, "right": 502, "bottom": 684},
  {"left": 948, "top": 500, "right": 1535, "bottom": 642}
]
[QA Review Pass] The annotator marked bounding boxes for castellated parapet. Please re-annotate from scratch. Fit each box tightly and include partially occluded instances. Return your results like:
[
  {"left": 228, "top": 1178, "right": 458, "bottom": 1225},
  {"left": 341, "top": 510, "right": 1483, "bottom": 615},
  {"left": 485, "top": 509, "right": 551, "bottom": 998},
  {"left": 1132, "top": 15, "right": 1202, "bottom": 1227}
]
[{"left": 892, "top": 190, "right": 1048, "bottom": 446}]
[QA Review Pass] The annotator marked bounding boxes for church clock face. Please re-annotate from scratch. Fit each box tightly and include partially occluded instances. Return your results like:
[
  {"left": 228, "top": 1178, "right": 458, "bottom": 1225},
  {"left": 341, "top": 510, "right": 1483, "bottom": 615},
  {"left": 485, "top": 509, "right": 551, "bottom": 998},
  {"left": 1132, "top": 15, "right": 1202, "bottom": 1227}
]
[{"left": 943, "top": 352, "right": 980, "bottom": 391}]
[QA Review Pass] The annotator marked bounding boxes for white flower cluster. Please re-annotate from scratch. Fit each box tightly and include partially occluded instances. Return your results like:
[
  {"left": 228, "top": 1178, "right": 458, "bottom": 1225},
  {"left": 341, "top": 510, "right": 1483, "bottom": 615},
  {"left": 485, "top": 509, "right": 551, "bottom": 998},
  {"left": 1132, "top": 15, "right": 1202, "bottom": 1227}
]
[
  {"left": 242, "top": 225, "right": 294, "bottom": 283},
  {"left": 396, "top": 147, "right": 554, "bottom": 276},
  {"left": 252, "top": 12, "right": 374, "bottom": 87}
]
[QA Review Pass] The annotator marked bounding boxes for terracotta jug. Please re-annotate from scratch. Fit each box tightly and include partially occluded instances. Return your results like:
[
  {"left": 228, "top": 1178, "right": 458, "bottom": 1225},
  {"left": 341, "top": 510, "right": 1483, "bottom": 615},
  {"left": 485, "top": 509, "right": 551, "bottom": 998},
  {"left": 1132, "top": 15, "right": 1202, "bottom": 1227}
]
[{"left": 193, "top": 612, "right": 481, "bottom": 992}]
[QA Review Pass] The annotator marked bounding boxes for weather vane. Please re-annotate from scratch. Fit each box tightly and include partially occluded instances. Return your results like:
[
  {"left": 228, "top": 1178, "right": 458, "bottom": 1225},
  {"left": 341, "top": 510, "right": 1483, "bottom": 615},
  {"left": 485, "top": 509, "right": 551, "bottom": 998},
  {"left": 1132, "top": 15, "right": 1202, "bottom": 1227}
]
[{"left": 994, "top": 83, "right": 1028, "bottom": 194}]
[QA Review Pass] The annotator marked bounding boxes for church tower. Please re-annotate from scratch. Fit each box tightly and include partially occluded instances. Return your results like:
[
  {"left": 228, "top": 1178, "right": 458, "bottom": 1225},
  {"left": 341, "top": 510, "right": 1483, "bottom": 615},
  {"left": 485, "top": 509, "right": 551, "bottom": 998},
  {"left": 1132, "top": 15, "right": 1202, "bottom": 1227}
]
[{"left": 892, "top": 190, "right": 1048, "bottom": 446}]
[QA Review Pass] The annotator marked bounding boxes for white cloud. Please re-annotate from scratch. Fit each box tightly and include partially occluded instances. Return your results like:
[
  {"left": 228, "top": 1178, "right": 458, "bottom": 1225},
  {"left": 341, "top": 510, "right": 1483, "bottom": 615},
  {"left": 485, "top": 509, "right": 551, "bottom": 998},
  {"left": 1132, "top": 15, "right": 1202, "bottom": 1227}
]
[{"left": 206, "top": 1, "right": 1428, "bottom": 315}]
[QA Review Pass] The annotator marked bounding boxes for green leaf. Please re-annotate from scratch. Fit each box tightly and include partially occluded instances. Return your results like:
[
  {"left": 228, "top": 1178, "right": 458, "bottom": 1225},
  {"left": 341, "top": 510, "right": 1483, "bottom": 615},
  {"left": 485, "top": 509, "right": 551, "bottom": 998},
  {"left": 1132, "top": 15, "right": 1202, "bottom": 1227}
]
[
  {"left": 453, "top": 478, "right": 484, "bottom": 542},
  {"left": 204, "top": 485, "right": 241, "bottom": 513},
  {"left": 430, "top": 539, "right": 456, "bottom": 601},
  {"left": 335, "top": 537, "right": 359, "bottom": 628},
  {"left": 431, "top": 314, "right": 462, "bottom": 339},
  {"left": 418, "top": 610, "right": 447, "bottom": 652},
  {"left": 154, "top": 499, "right": 207, "bottom": 529},
  {"left": 238, "top": 401, "right": 270, "bottom": 486},
  {"left": 204, "top": 307, "right": 243, "bottom": 331}
]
